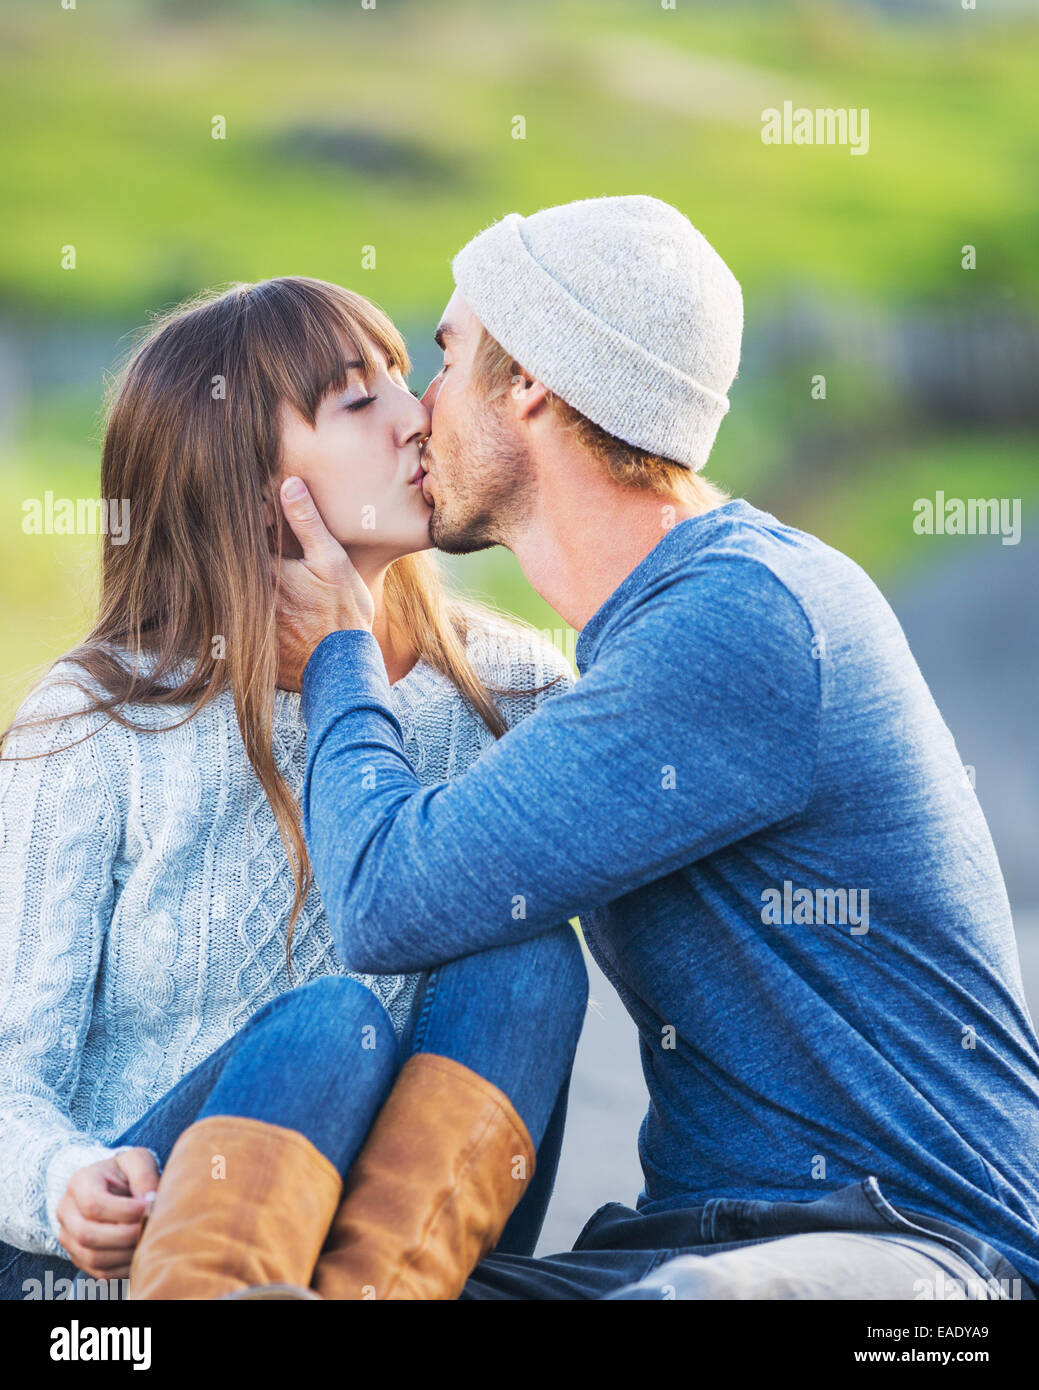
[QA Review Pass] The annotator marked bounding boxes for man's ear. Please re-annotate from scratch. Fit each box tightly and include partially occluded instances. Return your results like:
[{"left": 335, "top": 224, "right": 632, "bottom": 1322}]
[{"left": 509, "top": 368, "right": 550, "bottom": 422}]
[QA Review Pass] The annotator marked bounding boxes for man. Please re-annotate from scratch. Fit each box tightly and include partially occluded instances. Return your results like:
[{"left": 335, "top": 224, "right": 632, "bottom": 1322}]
[{"left": 275, "top": 196, "right": 1039, "bottom": 1299}]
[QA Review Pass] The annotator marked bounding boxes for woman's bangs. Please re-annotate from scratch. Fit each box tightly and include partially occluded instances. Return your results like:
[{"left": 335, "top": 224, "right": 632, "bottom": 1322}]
[{"left": 264, "top": 281, "right": 411, "bottom": 424}]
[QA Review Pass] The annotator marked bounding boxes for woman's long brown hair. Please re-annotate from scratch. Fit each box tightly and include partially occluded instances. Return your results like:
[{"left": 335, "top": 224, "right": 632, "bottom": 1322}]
[{"left": 1, "top": 277, "right": 564, "bottom": 969}]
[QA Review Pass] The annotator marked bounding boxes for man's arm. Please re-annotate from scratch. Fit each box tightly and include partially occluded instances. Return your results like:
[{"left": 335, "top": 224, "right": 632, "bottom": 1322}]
[{"left": 301, "top": 565, "right": 821, "bottom": 974}]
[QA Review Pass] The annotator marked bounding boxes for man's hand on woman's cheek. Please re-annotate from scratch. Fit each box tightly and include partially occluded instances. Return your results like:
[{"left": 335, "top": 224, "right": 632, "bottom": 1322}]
[{"left": 273, "top": 476, "right": 375, "bottom": 692}]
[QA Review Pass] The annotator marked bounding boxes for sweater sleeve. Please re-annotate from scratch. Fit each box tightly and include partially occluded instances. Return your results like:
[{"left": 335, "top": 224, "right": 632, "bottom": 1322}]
[
  {"left": 300, "top": 559, "right": 821, "bottom": 975},
  {"left": 0, "top": 673, "right": 130, "bottom": 1255}
]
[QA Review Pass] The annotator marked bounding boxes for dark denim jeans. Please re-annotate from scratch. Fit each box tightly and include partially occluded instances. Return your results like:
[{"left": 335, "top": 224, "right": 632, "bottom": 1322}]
[
  {"left": 1, "top": 922, "right": 588, "bottom": 1300},
  {"left": 460, "top": 1177, "right": 1036, "bottom": 1300}
]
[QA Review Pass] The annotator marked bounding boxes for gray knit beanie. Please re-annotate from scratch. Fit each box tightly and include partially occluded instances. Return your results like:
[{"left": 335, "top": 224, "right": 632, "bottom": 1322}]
[{"left": 451, "top": 195, "right": 743, "bottom": 471}]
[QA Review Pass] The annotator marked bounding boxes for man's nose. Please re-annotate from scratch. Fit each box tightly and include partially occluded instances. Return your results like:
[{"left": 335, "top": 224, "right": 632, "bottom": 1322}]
[{"left": 419, "top": 375, "right": 440, "bottom": 412}]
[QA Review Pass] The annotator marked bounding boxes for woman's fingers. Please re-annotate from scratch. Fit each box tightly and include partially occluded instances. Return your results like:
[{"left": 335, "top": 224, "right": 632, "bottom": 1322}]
[
  {"left": 58, "top": 1230, "right": 134, "bottom": 1281},
  {"left": 59, "top": 1211, "right": 144, "bottom": 1253},
  {"left": 64, "top": 1170, "right": 150, "bottom": 1226},
  {"left": 55, "top": 1153, "right": 156, "bottom": 1282},
  {"left": 57, "top": 1157, "right": 151, "bottom": 1259},
  {"left": 113, "top": 1146, "right": 161, "bottom": 1201},
  {"left": 57, "top": 1218, "right": 142, "bottom": 1282}
]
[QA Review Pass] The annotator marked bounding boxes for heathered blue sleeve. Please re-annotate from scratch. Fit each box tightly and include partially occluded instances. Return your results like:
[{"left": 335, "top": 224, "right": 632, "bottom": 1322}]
[{"left": 300, "top": 558, "right": 821, "bottom": 973}]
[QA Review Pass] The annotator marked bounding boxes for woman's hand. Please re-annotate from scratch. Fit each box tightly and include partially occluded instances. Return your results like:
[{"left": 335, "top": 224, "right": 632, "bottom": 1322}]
[
  {"left": 274, "top": 476, "right": 376, "bottom": 692},
  {"left": 56, "top": 1148, "right": 160, "bottom": 1281}
]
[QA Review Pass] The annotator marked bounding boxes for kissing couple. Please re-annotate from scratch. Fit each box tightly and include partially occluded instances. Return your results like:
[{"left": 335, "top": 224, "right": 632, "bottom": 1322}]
[{"left": 2, "top": 197, "right": 1037, "bottom": 1302}]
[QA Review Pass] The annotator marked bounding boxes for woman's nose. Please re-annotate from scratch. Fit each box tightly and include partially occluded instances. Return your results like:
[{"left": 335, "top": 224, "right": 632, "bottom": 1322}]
[{"left": 397, "top": 390, "right": 432, "bottom": 448}]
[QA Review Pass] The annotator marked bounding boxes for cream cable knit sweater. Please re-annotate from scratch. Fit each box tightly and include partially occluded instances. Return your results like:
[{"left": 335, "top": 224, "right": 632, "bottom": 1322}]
[{"left": 0, "top": 619, "right": 573, "bottom": 1256}]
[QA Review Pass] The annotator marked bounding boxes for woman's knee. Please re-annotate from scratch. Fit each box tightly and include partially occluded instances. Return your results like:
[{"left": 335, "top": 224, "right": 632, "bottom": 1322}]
[
  {"left": 524, "top": 924, "right": 589, "bottom": 1018},
  {"left": 243, "top": 975, "right": 401, "bottom": 1081},
  {"left": 474, "top": 924, "right": 590, "bottom": 1054}
]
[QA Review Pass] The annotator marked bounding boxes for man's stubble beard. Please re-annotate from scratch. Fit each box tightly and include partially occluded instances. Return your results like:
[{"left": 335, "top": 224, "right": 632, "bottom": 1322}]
[{"left": 427, "top": 402, "right": 536, "bottom": 556}]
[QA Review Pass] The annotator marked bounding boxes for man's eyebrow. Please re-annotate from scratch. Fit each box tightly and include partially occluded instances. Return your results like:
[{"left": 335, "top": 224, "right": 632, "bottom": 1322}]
[{"left": 433, "top": 324, "right": 458, "bottom": 351}]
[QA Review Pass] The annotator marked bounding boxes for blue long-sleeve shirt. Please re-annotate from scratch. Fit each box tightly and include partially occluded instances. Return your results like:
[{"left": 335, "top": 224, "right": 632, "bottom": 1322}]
[{"left": 301, "top": 497, "right": 1039, "bottom": 1290}]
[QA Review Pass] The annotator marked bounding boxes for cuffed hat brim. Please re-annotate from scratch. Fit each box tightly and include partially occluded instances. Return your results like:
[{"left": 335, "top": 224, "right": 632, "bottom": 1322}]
[{"left": 452, "top": 196, "right": 743, "bottom": 471}]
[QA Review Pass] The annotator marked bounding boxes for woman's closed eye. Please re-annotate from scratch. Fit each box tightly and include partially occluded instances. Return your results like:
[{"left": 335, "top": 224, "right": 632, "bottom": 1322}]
[{"left": 345, "top": 394, "right": 377, "bottom": 412}]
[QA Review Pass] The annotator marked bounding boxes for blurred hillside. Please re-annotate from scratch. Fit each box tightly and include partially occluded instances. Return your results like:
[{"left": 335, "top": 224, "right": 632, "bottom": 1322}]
[
  {"left": 4, "top": 0, "right": 1038, "bottom": 315},
  {"left": 1, "top": 0, "right": 1036, "bottom": 903}
]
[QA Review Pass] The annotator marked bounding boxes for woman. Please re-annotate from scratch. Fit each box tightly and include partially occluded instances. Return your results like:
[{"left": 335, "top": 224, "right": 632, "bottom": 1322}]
[{"left": 0, "top": 277, "right": 588, "bottom": 1300}]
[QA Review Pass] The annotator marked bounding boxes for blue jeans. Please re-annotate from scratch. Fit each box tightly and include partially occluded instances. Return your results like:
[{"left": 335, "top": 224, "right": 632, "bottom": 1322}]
[
  {"left": 1, "top": 922, "right": 588, "bottom": 1300},
  {"left": 460, "top": 1178, "right": 1035, "bottom": 1300}
]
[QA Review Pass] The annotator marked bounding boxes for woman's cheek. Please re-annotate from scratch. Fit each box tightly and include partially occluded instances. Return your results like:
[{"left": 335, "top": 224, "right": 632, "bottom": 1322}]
[{"left": 305, "top": 471, "right": 360, "bottom": 544}]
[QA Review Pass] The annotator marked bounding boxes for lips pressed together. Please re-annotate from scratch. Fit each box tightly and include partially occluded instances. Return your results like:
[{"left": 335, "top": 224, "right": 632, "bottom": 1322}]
[
  {"left": 408, "top": 439, "right": 433, "bottom": 486},
  {"left": 410, "top": 446, "right": 434, "bottom": 501}
]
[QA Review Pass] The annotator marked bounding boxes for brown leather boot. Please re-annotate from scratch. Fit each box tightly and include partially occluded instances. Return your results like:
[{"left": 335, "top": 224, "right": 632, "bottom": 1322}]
[
  {"left": 128, "top": 1114, "right": 342, "bottom": 1299},
  {"left": 311, "top": 1053, "right": 535, "bottom": 1300}
]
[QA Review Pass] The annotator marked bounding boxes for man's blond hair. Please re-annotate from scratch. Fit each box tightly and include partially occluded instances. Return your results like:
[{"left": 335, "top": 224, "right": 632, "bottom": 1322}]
[{"left": 471, "top": 326, "right": 729, "bottom": 507}]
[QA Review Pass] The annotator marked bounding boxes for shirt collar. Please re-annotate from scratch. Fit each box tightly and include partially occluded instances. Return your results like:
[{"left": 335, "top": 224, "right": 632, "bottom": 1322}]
[{"left": 574, "top": 498, "right": 756, "bottom": 674}]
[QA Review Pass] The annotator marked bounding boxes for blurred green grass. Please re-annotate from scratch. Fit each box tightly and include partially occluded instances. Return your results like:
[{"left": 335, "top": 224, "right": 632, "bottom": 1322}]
[
  {"left": 2, "top": 0, "right": 1036, "bottom": 318},
  {"left": 2, "top": 0, "right": 1037, "bottom": 720}
]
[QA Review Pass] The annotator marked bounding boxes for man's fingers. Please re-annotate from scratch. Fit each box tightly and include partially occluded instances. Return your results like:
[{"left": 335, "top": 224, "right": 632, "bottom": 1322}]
[{"left": 279, "top": 477, "right": 340, "bottom": 569}]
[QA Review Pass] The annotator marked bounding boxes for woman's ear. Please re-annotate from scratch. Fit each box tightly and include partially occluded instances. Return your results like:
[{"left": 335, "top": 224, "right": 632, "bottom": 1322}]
[
  {"left": 263, "top": 476, "right": 305, "bottom": 560},
  {"left": 262, "top": 478, "right": 280, "bottom": 534}
]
